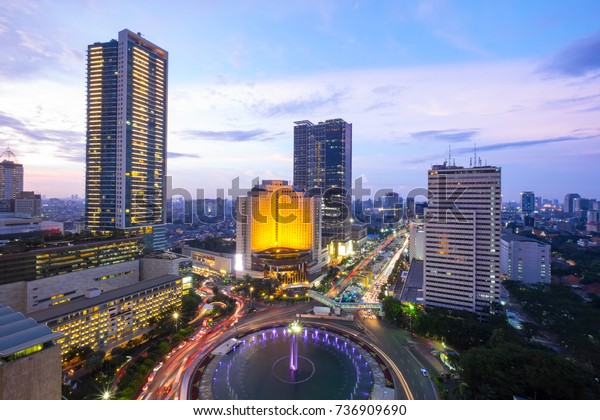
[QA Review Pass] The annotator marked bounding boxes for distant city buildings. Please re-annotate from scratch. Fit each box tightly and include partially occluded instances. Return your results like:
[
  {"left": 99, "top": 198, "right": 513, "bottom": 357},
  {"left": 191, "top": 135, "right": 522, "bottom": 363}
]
[
  {"left": 424, "top": 163, "right": 501, "bottom": 314},
  {"left": 588, "top": 201, "right": 600, "bottom": 233},
  {"left": 85, "top": 29, "right": 168, "bottom": 251},
  {"left": 500, "top": 231, "right": 550, "bottom": 284},
  {"left": 236, "top": 180, "right": 328, "bottom": 282},
  {"left": 563, "top": 193, "right": 581, "bottom": 214},
  {"left": 293, "top": 119, "right": 353, "bottom": 258},
  {"left": 521, "top": 191, "right": 535, "bottom": 214},
  {"left": 12, "top": 191, "right": 42, "bottom": 217}
]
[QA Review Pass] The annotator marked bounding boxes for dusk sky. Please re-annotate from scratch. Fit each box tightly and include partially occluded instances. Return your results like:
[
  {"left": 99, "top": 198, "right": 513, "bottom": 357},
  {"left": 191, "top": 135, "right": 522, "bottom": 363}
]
[{"left": 1, "top": 0, "right": 600, "bottom": 201}]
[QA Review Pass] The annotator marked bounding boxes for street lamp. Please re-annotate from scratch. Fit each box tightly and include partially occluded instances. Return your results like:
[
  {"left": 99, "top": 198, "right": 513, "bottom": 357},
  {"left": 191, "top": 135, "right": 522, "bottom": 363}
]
[
  {"left": 250, "top": 287, "right": 254, "bottom": 308},
  {"left": 173, "top": 312, "right": 179, "bottom": 333},
  {"left": 100, "top": 386, "right": 113, "bottom": 400},
  {"left": 408, "top": 303, "right": 414, "bottom": 332}
]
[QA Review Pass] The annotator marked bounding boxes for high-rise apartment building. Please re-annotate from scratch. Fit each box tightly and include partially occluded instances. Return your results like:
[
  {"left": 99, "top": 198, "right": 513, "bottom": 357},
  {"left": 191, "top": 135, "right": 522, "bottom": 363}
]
[
  {"left": 293, "top": 119, "right": 352, "bottom": 256},
  {"left": 424, "top": 164, "right": 502, "bottom": 314},
  {"left": 0, "top": 148, "right": 24, "bottom": 200},
  {"left": 85, "top": 29, "right": 168, "bottom": 251}
]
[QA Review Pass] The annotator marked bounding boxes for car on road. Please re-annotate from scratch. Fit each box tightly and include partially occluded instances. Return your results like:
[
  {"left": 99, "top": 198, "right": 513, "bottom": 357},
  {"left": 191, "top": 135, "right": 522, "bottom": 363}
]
[{"left": 421, "top": 368, "right": 428, "bottom": 377}]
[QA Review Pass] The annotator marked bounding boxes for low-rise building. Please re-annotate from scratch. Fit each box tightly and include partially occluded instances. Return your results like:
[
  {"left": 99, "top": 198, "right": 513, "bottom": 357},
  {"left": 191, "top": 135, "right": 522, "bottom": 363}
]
[
  {"left": 500, "top": 232, "right": 551, "bottom": 284},
  {"left": 30, "top": 274, "right": 182, "bottom": 356},
  {"left": 181, "top": 245, "right": 235, "bottom": 276},
  {"left": 408, "top": 222, "right": 425, "bottom": 261},
  {"left": 0, "top": 304, "right": 62, "bottom": 399},
  {"left": 0, "top": 237, "right": 144, "bottom": 313}
]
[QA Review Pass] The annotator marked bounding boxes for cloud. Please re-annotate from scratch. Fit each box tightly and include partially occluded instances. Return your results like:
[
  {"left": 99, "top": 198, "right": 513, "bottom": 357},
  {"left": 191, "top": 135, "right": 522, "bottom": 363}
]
[
  {"left": 411, "top": 129, "right": 479, "bottom": 143},
  {"left": 455, "top": 135, "right": 595, "bottom": 154},
  {"left": 544, "top": 30, "right": 600, "bottom": 77},
  {"left": 0, "top": 111, "right": 83, "bottom": 158},
  {"left": 371, "top": 84, "right": 404, "bottom": 96},
  {"left": 255, "top": 88, "right": 346, "bottom": 117},
  {"left": 401, "top": 134, "right": 597, "bottom": 165},
  {"left": 545, "top": 93, "right": 600, "bottom": 106},
  {"left": 168, "top": 151, "right": 201, "bottom": 159},
  {"left": 179, "top": 128, "right": 276, "bottom": 142},
  {"left": 364, "top": 101, "right": 396, "bottom": 112}
]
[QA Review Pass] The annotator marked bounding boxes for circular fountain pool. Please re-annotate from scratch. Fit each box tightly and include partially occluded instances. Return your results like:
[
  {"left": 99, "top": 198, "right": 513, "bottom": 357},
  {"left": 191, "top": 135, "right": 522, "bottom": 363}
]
[{"left": 209, "top": 326, "right": 375, "bottom": 400}]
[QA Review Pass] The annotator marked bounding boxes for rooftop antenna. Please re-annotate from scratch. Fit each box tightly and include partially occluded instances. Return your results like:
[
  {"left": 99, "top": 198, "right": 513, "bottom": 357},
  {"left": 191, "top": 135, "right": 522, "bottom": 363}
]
[
  {"left": 473, "top": 142, "right": 478, "bottom": 167},
  {"left": 448, "top": 145, "right": 452, "bottom": 166},
  {"left": 0, "top": 146, "right": 17, "bottom": 162}
]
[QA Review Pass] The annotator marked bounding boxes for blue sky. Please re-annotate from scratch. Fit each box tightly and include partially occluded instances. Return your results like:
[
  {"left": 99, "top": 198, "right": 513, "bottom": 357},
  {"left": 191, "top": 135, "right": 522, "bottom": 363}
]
[{"left": 1, "top": 0, "right": 600, "bottom": 201}]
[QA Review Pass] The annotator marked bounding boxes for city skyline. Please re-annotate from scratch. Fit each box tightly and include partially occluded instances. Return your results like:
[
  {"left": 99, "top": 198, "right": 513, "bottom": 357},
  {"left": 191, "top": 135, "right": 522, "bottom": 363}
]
[{"left": 1, "top": 1, "right": 600, "bottom": 201}]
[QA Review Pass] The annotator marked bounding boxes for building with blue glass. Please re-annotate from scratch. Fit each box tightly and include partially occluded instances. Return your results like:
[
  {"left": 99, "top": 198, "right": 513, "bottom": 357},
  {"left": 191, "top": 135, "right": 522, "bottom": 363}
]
[
  {"left": 293, "top": 119, "right": 353, "bottom": 257},
  {"left": 85, "top": 29, "right": 167, "bottom": 251}
]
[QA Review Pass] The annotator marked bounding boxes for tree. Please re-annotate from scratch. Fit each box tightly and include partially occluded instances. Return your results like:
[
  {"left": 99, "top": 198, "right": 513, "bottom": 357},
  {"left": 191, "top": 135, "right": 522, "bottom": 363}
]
[
  {"left": 488, "top": 328, "right": 506, "bottom": 347},
  {"left": 582, "top": 260, "right": 600, "bottom": 284},
  {"left": 84, "top": 350, "right": 106, "bottom": 373},
  {"left": 181, "top": 290, "right": 203, "bottom": 321}
]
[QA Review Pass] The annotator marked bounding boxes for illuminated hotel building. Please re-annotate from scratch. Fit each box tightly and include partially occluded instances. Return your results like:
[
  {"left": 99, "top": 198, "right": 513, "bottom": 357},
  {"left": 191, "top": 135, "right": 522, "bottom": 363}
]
[
  {"left": 423, "top": 164, "right": 501, "bottom": 314},
  {"left": 30, "top": 275, "right": 182, "bottom": 356},
  {"left": 236, "top": 180, "right": 328, "bottom": 282},
  {"left": 85, "top": 29, "right": 168, "bottom": 251},
  {"left": 293, "top": 119, "right": 353, "bottom": 257}
]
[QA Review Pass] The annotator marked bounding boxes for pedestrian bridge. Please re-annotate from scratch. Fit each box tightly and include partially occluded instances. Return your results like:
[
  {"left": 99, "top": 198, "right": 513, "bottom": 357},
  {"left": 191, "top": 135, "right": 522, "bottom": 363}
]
[{"left": 307, "top": 290, "right": 382, "bottom": 310}]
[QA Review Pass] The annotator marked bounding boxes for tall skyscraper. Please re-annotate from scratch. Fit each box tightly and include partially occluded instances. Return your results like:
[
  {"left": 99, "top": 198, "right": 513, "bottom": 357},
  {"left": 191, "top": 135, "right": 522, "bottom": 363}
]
[
  {"left": 293, "top": 119, "right": 352, "bottom": 256},
  {"left": 0, "top": 147, "right": 24, "bottom": 200},
  {"left": 521, "top": 191, "right": 535, "bottom": 215},
  {"left": 424, "top": 163, "right": 502, "bottom": 314},
  {"left": 85, "top": 29, "right": 168, "bottom": 251}
]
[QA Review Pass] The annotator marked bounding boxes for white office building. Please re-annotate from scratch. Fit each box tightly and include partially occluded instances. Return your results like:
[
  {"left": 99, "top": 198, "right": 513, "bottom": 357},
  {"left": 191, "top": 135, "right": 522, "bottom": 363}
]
[
  {"left": 500, "top": 232, "right": 550, "bottom": 284},
  {"left": 424, "top": 164, "right": 501, "bottom": 314}
]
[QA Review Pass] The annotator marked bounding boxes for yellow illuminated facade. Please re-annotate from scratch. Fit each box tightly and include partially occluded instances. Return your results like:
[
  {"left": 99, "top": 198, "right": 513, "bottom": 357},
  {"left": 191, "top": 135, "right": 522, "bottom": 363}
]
[
  {"left": 32, "top": 275, "right": 182, "bottom": 357},
  {"left": 85, "top": 29, "right": 168, "bottom": 251},
  {"left": 248, "top": 180, "right": 314, "bottom": 252},
  {"left": 237, "top": 180, "right": 328, "bottom": 282}
]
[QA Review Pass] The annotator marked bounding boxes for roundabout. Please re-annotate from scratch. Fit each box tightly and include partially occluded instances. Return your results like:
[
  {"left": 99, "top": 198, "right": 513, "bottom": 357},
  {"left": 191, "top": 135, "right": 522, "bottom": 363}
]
[{"left": 187, "top": 319, "right": 406, "bottom": 400}]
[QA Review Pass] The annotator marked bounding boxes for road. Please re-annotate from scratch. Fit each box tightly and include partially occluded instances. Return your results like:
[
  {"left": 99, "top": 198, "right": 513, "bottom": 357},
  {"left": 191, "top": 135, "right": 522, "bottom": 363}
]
[
  {"left": 179, "top": 302, "right": 416, "bottom": 400},
  {"left": 140, "top": 230, "right": 438, "bottom": 401},
  {"left": 363, "top": 235, "right": 408, "bottom": 303},
  {"left": 326, "top": 231, "right": 401, "bottom": 298},
  {"left": 139, "top": 296, "right": 246, "bottom": 400},
  {"left": 356, "top": 315, "right": 438, "bottom": 400},
  {"left": 140, "top": 298, "right": 437, "bottom": 400}
]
